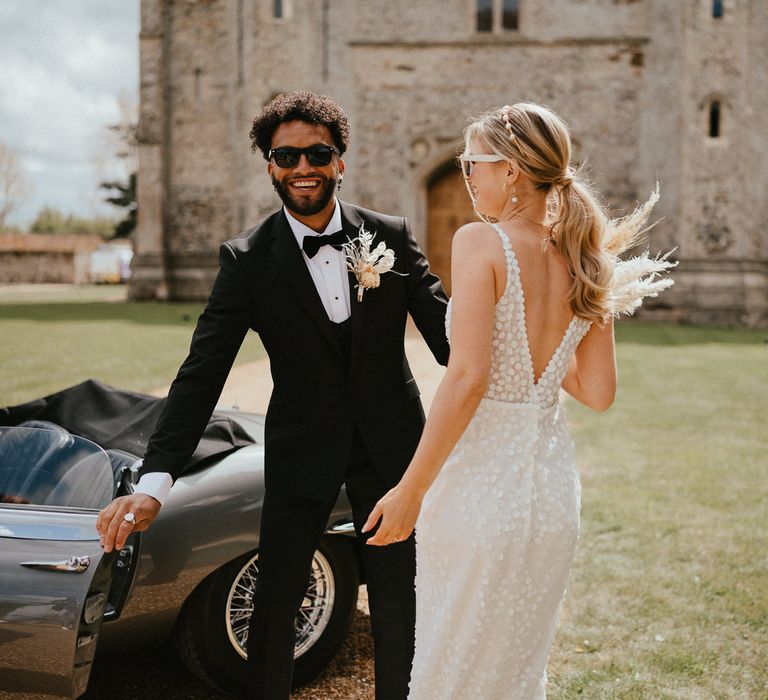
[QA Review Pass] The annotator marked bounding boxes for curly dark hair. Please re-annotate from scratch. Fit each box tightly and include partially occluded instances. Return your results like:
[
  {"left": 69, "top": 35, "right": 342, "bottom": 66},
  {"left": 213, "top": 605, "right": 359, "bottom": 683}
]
[{"left": 249, "top": 91, "right": 350, "bottom": 160}]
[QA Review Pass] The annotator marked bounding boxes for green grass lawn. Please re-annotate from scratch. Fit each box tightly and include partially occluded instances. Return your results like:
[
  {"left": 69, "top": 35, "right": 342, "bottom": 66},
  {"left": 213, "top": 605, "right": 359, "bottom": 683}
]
[
  {"left": 549, "top": 322, "right": 768, "bottom": 699},
  {"left": 1, "top": 289, "right": 766, "bottom": 698},
  {"left": 0, "top": 286, "right": 265, "bottom": 406}
]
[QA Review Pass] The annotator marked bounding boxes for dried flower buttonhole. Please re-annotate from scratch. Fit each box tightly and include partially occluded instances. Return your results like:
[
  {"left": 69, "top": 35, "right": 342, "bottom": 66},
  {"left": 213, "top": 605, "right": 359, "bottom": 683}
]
[{"left": 343, "top": 224, "right": 406, "bottom": 301}]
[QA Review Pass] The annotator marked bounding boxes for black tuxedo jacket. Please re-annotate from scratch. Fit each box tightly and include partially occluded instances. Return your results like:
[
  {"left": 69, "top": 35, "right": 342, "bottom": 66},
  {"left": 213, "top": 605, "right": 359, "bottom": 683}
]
[{"left": 139, "top": 201, "right": 449, "bottom": 499}]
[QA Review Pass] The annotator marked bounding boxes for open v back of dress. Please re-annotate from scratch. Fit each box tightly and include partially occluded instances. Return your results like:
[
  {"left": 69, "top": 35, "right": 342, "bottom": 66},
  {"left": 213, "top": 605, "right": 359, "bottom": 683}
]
[{"left": 492, "top": 223, "right": 579, "bottom": 388}]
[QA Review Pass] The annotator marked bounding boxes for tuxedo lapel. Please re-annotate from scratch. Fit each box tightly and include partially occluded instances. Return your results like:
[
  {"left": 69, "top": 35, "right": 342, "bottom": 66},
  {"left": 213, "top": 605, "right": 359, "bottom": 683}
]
[
  {"left": 270, "top": 210, "right": 346, "bottom": 363},
  {"left": 341, "top": 202, "right": 366, "bottom": 375}
]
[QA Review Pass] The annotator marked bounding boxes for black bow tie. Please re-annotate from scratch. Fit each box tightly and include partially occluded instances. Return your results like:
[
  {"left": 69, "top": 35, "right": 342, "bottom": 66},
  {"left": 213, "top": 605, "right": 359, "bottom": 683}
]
[{"left": 302, "top": 230, "right": 349, "bottom": 259}]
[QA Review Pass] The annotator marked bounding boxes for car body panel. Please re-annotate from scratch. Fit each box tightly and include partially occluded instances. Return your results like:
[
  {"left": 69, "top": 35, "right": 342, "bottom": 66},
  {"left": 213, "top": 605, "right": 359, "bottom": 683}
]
[
  {"left": 0, "top": 430, "right": 117, "bottom": 699},
  {"left": 0, "top": 408, "right": 360, "bottom": 695},
  {"left": 98, "top": 412, "right": 356, "bottom": 652}
]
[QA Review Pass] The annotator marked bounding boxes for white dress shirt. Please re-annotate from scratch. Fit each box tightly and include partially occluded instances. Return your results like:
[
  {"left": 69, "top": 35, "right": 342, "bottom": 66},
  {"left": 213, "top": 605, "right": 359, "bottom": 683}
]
[
  {"left": 283, "top": 199, "right": 351, "bottom": 323},
  {"left": 133, "top": 199, "right": 349, "bottom": 505}
]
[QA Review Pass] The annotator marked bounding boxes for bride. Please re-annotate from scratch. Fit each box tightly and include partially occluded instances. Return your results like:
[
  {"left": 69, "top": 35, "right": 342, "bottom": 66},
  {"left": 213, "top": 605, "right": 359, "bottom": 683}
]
[{"left": 362, "top": 102, "right": 674, "bottom": 698}]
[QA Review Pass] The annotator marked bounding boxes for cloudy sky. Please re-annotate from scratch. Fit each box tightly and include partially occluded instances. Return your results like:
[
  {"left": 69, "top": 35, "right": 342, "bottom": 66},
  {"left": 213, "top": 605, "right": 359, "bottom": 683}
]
[{"left": 0, "top": 0, "right": 139, "bottom": 226}]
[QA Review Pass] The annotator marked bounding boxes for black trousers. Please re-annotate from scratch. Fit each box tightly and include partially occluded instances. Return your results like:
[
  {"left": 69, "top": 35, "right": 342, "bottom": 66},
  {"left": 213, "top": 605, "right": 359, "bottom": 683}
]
[{"left": 245, "top": 429, "right": 416, "bottom": 700}]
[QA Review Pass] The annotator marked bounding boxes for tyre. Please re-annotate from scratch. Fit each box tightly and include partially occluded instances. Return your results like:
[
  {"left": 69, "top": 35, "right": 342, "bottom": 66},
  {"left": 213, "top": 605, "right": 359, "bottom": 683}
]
[{"left": 173, "top": 536, "right": 359, "bottom": 694}]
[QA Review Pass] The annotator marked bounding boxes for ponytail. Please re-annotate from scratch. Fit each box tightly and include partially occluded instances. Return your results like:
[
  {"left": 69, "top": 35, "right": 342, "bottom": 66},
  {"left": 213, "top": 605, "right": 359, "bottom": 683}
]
[
  {"left": 464, "top": 103, "right": 672, "bottom": 322},
  {"left": 550, "top": 179, "right": 662, "bottom": 323}
]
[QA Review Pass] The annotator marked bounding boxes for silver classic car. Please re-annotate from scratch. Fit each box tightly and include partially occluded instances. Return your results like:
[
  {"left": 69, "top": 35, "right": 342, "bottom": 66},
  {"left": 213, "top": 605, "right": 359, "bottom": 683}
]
[{"left": 0, "top": 382, "right": 361, "bottom": 699}]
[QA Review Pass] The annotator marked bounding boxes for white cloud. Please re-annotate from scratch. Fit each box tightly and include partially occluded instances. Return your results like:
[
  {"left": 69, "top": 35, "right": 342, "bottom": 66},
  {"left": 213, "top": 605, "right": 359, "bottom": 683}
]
[{"left": 0, "top": 0, "right": 139, "bottom": 226}]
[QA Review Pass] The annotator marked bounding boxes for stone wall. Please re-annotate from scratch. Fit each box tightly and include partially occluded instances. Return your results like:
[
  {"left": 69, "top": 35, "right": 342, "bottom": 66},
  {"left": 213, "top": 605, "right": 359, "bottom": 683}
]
[
  {"left": 0, "top": 234, "right": 103, "bottom": 285},
  {"left": 132, "top": 0, "right": 768, "bottom": 326}
]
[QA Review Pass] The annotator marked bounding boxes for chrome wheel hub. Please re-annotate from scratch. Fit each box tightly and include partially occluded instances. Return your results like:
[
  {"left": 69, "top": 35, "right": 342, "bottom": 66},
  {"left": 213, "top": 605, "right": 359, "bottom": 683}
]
[{"left": 225, "top": 551, "right": 336, "bottom": 659}]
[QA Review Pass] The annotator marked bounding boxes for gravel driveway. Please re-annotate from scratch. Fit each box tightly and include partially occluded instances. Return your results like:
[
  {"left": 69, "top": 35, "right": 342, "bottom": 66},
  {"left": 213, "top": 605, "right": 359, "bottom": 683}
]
[{"left": 84, "top": 590, "right": 376, "bottom": 699}]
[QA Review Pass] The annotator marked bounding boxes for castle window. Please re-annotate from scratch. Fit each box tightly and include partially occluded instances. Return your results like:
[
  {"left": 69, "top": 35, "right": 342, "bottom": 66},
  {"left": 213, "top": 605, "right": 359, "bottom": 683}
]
[
  {"left": 502, "top": 0, "right": 519, "bottom": 30},
  {"left": 709, "top": 100, "right": 721, "bottom": 137},
  {"left": 476, "top": 0, "right": 519, "bottom": 33},
  {"left": 712, "top": 0, "right": 724, "bottom": 18},
  {"left": 273, "top": 0, "right": 283, "bottom": 18},
  {"left": 476, "top": 0, "right": 493, "bottom": 32}
]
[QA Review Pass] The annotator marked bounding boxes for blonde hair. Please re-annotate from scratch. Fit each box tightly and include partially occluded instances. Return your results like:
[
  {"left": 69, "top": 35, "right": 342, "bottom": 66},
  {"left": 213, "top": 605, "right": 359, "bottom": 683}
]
[{"left": 464, "top": 102, "right": 657, "bottom": 324}]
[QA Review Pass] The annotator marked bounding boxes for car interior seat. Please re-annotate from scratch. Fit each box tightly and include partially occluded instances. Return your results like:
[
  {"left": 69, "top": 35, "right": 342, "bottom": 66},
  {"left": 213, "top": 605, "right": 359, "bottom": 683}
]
[{"left": 105, "top": 448, "right": 142, "bottom": 497}]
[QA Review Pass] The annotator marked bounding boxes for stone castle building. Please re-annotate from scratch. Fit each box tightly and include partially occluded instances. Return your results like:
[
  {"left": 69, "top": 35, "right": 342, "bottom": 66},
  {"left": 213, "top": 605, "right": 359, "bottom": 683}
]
[{"left": 132, "top": 0, "right": 768, "bottom": 326}]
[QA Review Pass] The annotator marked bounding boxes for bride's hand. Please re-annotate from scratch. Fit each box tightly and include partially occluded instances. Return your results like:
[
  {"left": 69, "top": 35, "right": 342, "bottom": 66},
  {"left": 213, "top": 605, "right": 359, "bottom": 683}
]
[{"left": 362, "top": 484, "right": 423, "bottom": 547}]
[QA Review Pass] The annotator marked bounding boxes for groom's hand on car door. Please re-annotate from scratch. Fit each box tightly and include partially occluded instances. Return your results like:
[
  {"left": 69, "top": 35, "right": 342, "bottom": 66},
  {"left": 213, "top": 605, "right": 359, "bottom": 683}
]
[{"left": 96, "top": 494, "right": 162, "bottom": 553}]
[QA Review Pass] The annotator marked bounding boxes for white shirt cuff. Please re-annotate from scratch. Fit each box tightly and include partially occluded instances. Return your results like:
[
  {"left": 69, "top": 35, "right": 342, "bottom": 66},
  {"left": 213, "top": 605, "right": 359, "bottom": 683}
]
[{"left": 134, "top": 472, "right": 173, "bottom": 505}]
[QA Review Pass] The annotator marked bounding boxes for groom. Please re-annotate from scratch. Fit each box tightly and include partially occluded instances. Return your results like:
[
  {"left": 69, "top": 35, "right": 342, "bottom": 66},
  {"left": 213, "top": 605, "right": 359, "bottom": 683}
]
[{"left": 96, "top": 91, "right": 449, "bottom": 699}]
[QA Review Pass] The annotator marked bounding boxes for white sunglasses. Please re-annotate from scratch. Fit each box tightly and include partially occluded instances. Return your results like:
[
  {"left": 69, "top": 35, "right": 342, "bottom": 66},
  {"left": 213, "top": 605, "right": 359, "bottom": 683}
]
[{"left": 458, "top": 153, "right": 508, "bottom": 178}]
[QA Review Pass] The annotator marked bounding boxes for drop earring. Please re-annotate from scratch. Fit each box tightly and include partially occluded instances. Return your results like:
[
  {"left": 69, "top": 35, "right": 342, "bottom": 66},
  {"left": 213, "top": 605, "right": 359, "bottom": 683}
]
[{"left": 506, "top": 171, "right": 519, "bottom": 205}]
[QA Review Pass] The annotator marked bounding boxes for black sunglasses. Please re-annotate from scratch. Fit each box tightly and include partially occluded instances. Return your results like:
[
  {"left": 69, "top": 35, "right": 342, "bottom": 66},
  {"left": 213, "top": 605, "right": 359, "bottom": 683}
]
[{"left": 268, "top": 144, "right": 340, "bottom": 168}]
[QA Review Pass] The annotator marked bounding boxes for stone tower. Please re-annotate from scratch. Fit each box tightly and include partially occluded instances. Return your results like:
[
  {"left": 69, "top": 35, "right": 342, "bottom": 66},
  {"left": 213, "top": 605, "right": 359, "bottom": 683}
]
[{"left": 132, "top": 0, "right": 768, "bottom": 326}]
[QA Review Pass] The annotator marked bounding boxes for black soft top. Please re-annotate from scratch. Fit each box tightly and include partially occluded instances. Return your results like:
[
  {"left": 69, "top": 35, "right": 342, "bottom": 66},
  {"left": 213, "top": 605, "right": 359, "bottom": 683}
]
[{"left": 0, "top": 379, "right": 256, "bottom": 475}]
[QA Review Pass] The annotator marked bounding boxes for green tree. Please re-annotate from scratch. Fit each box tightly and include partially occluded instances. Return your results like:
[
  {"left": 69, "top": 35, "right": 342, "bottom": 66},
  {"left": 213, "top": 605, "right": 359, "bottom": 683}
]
[
  {"left": 29, "top": 206, "right": 65, "bottom": 233},
  {"left": 30, "top": 206, "right": 115, "bottom": 237},
  {"left": 100, "top": 172, "right": 136, "bottom": 238},
  {"left": 98, "top": 106, "right": 138, "bottom": 239}
]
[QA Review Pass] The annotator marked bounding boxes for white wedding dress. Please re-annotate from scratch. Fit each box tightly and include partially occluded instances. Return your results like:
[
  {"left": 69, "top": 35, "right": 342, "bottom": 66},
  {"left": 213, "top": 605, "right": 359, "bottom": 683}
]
[{"left": 409, "top": 224, "right": 593, "bottom": 699}]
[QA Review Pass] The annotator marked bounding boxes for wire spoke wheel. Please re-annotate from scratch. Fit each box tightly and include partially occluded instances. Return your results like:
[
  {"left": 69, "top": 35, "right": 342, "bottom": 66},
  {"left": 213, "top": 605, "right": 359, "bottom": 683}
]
[
  {"left": 174, "top": 537, "right": 358, "bottom": 693},
  {"left": 225, "top": 551, "right": 336, "bottom": 660}
]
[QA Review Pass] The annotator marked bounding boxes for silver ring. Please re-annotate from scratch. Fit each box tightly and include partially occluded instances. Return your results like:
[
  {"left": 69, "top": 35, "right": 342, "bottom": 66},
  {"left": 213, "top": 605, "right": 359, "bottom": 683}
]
[{"left": 123, "top": 512, "right": 136, "bottom": 524}]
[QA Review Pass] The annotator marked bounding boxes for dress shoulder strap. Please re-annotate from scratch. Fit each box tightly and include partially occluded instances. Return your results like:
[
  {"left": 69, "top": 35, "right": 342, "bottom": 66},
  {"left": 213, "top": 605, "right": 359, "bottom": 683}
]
[
  {"left": 489, "top": 222, "right": 514, "bottom": 257},
  {"left": 489, "top": 222, "right": 519, "bottom": 297},
  {"left": 490, "top": 222, "right": 517, "bottom": 270}
]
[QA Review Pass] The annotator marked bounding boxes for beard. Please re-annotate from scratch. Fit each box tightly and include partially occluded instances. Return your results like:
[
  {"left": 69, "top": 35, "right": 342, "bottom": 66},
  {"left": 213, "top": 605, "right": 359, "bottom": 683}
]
[{"left": 271, "top": 174, "right": 338, "bottom": 216}]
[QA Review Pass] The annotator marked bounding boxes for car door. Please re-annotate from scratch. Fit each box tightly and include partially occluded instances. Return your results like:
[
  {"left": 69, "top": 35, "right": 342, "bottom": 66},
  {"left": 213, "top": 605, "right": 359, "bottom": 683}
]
[{"left": 0, "top": 426, "right": 121, "bottom": 699}]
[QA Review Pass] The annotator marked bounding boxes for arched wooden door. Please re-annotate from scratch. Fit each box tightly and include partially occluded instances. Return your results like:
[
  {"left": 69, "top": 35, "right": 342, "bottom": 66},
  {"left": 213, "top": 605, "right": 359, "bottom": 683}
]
[{"left": 426, "top": 163, "right": 477, "bottom": 295}]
